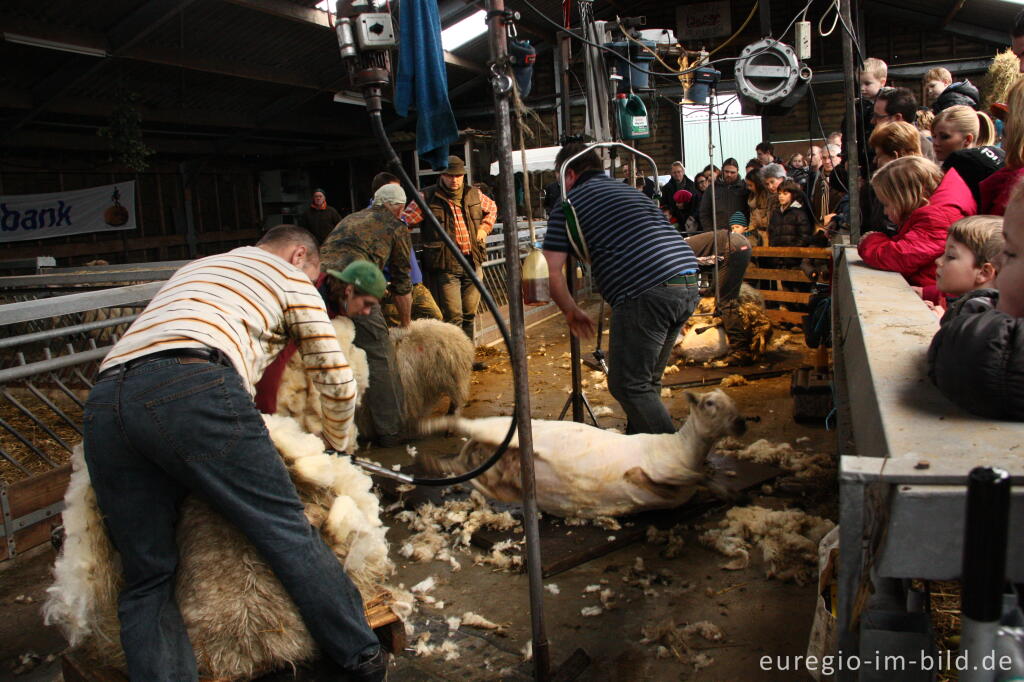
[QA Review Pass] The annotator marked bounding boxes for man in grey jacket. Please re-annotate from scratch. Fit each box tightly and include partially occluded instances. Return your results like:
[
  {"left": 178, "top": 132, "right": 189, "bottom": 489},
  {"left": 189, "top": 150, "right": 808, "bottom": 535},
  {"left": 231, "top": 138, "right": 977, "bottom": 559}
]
[{"left": 699, "top": 158, "right": 748, "bottom": 232}]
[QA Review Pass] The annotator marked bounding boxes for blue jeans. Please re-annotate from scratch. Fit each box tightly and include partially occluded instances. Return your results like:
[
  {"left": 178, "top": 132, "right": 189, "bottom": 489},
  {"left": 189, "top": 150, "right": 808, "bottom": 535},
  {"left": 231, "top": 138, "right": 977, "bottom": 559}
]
[
  {"left": 607, "top": 284, "right": 700, "bottom": 434},
  {"left": 83, "top": 356, "right": 378, "bottom": 681}
]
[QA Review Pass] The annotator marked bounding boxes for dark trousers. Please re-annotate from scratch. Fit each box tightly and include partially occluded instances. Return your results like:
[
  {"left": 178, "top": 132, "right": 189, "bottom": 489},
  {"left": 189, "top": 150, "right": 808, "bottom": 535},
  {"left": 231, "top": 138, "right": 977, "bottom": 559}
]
[
  {"left": 352, "top": 304, "right": 405, "bottom": 438},
  {"left": 685, "top": 229, "right": 753, "bottom": 302},
  {"left": 83, "top": 356, "right": 378, "bottom": 681},
  {"left": 607, "top": 284, "right": 700, "bottom": 434},
  {"left": 424, "top": 265, "right": 482, "bottom": 340}
]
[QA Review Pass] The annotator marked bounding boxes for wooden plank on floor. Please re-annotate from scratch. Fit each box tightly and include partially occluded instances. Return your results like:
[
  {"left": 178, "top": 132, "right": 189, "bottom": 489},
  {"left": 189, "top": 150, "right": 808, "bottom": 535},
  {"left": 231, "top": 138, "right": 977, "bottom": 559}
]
[{"left": 662, "top": 348, "right": 806, "bottom": 388}]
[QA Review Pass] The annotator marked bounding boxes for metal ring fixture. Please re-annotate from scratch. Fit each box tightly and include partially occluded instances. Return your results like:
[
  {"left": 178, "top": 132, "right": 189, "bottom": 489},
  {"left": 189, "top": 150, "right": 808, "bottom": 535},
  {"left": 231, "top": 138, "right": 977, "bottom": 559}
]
[{"left": 734, "top": 39, "right": 811, "bottom": 105}]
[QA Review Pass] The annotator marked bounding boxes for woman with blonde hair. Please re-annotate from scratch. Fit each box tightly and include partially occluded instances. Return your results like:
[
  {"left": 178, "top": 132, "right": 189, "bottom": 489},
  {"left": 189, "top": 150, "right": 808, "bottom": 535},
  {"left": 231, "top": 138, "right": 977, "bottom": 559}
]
[
  {"left": 981, "top": 78, "right": 1024, "bottom": 215},
  {"left": 869, "top": 121, "right": 923, "bottom": 168},
  {"left": 930, "top": 105, "right": 1004, "bottom": 203},
  {"left": 858, "top": 156, "right": 976, "bottom": 303}
]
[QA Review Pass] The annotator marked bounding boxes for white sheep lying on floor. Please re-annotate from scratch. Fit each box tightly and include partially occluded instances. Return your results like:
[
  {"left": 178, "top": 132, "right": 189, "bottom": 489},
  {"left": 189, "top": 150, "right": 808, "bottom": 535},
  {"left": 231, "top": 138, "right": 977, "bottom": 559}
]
[
  {"left": 422, "top": 389, "right": 746, "bottom": 518},
  {"left": 275, "top": 318, "right": 473, "bottom": 439},
  {"left": 43, "top": 415, "right": 402, "bottom": 679}
]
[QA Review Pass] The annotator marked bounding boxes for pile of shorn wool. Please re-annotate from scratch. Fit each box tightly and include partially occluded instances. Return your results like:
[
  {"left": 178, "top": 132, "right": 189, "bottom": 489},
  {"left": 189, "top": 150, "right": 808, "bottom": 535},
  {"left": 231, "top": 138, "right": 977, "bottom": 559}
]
[{"left": 44, "top": 414, "right": 407, "bottom": 679}]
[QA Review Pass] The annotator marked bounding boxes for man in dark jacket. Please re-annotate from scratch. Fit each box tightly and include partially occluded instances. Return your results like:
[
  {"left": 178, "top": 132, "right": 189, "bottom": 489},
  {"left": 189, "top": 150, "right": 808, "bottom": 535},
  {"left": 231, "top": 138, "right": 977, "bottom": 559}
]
[
  {"left": 660, "top": 162, "right": 696, "bottom": 212},
  {"left": 699, "top": 158, "right": 747, "bottom": 232},
  {"left": 805, "top": 144, "right": 847, "bottom": 227},
  {"left": 931, "top": 79, "right": 981, "bottom": 114},
  {"left": 302, "top": 189, "right": 343, "bottom": 244},
  {"left": 874, "top": 88, "right": 936, "bottom": 161},
  {"left": 402, "top": 155, "right": 497, "bottom": 340}
]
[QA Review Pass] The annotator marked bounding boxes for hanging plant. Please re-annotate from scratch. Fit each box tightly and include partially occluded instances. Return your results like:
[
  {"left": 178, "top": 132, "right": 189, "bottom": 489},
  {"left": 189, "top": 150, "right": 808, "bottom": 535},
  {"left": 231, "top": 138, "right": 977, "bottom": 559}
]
[{"left": 98, "top": 89, "right": 154, "bottom": 171}]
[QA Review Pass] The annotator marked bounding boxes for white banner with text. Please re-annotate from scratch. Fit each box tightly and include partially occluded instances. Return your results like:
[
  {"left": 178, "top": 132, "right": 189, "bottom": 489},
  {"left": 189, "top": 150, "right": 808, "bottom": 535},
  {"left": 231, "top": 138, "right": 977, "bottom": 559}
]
[{"left": 0, "top": 181, "right": 137, "bottom": 242}]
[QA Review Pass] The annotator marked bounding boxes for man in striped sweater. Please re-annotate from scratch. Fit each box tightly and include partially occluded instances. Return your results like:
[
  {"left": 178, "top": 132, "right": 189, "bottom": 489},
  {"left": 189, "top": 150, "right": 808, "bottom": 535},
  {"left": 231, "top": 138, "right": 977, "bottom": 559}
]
[
  {"left": 82, "top": 225, "right": 387, "bottom": 682},
  {"left": 544, "top": 143, "right": 700, "bottom": 434}
]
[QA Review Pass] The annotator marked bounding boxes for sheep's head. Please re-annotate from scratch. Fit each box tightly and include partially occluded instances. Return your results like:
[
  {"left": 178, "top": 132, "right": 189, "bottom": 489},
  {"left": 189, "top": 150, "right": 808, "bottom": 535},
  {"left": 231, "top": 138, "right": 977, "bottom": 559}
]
[{"left": 684, "top": 389, "right": 746, "bottom": 440}]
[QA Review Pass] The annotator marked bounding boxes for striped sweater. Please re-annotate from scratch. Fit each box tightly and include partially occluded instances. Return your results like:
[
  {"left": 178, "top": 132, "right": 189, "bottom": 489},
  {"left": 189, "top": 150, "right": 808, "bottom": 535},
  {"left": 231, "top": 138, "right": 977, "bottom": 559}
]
[
  {"left": 99, "top": 246, "right": 357, "bottom": 450},
  {"left": 544, "top": 172, "right": 698, "bottom": 306}
]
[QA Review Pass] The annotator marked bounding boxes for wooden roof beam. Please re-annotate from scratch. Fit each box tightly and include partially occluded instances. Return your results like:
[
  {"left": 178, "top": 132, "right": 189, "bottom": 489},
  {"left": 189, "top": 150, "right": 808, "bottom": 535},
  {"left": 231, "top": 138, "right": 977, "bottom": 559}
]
[
  {"left": 0, "top": 16, "right": 323, "bottom": 90},
  {"left": 2, "top": 0, "right": 201, "bottom": 140},
  {"left": 219, "top": 0, "right": 331, "bottom": 28}
]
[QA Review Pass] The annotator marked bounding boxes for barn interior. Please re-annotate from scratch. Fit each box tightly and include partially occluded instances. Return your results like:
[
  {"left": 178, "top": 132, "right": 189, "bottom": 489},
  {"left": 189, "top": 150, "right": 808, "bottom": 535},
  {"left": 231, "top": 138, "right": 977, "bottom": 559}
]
[{"left": 2, "top": 0, "right": 1024, "bottom": 680}]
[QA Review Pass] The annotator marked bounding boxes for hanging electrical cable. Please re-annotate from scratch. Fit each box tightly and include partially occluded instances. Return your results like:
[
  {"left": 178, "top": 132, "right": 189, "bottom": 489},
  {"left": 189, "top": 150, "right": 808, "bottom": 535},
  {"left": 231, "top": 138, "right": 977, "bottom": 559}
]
[
  {"left": 520, "top": 0, "right": 817, "bottom": 82},
  {"left": 331, "top": 0, "right": 519, "bottom": 487}
]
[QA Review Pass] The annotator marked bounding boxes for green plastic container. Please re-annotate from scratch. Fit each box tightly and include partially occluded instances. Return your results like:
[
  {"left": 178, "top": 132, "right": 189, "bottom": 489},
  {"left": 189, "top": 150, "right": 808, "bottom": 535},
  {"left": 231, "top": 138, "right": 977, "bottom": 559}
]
[{"left": 616, "top": 94, "right": 650, "bottom": 140}]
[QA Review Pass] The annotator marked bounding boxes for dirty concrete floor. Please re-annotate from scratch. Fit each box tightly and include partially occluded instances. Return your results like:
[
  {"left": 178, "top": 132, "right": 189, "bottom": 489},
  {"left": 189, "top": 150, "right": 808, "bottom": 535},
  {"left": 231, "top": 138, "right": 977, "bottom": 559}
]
[{"left": 0, "top": 300, "right": 835, "bottom": 681}]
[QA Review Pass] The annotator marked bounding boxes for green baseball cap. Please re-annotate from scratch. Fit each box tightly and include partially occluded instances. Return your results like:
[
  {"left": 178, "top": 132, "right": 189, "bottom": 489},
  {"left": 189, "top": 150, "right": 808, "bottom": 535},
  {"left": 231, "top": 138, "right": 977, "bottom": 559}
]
[{"left": 327, "top": 260, "right": 387, "bottom": 299}]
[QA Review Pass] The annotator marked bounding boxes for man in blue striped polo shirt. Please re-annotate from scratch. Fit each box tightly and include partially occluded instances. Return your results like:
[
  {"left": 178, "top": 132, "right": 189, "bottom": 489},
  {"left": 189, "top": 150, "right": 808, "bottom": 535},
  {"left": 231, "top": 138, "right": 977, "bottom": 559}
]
[{"left": 544, "top": 143, "right": 700, "bottom": 434}]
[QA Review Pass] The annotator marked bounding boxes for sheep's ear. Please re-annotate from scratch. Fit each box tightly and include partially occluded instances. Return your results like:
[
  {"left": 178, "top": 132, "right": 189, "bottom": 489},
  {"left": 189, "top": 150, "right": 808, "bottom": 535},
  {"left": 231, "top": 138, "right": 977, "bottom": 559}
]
[{"left": 684, "top": 391, "right": 699, "bottom": 406}]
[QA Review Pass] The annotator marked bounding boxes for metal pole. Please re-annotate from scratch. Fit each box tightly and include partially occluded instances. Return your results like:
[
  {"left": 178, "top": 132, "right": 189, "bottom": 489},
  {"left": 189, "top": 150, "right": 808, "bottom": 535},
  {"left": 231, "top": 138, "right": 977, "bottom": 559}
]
[
  {"left": 960, "top": 466, "right": 1011, "bottom": 682},
  {"left": 560, "top": 34, "right": 572, "bottom": 137},
  {"left": 840, "top": 0, "right": 861, "bottom": 242},
  {"left": 678, "top": 101, "right": 686, "bottom": 169},
  {"left": 708, "top": 90, "right": 721, "bottom": 308},
  {"left": 485, "top": 2, "right": 551, "bottom": 678}
]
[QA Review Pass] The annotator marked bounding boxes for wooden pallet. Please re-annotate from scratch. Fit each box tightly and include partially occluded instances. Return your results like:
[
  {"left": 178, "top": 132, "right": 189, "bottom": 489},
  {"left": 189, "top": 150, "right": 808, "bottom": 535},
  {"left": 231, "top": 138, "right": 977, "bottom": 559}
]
[
  {"left": 0, "top": 463, "right": 70, "bottom": 561},
  {"left": 745, "top": 246, "right": 832, "bottom": 327},
  {"left": 61, "top": 589, "right": 406, "bottom": 682}
]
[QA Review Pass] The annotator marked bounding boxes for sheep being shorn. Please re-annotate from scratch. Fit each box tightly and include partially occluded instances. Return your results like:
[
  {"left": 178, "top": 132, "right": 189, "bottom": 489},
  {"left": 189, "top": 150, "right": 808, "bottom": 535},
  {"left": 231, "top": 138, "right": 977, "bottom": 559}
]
[
  {"left": 44, "top": 414, "right": 397, "bottom": 679},
  {"left": 276, "top": 317, "right": 473, "bottom": 439},
  {"left": 274, "top": 317, "right": 369, "bottom": 441},
  {"left": 421, "top": 390, "right": 746, "bottom": 518},
  {"left": 673, "top": 284, "right": 773, "bottom": 364}
]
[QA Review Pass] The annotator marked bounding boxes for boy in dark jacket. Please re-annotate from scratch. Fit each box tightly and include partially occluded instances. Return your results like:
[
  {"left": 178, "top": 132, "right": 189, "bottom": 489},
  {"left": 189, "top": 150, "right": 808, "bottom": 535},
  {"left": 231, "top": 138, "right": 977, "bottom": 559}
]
[{"left": 928, "top": 186, "right": 1024, "bottom": 420}]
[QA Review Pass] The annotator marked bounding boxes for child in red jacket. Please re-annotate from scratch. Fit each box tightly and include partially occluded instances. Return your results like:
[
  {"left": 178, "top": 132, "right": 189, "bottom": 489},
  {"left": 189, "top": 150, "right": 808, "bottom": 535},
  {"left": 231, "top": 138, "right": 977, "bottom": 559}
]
[{"left": 858, "top": 156, "right": 976, "bottom": 303}]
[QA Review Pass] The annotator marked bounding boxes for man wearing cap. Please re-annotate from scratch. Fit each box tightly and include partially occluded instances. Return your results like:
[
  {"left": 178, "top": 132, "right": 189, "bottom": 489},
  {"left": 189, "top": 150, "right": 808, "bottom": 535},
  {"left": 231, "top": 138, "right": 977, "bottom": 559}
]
[
  {"left": 321, "top": 184, "right": 413, "bottom": 447},
  {"left": 302, "top": 188, "right": 343, "bottom": 244},
  {"left": 370, "top": 172, "right": 444, "bottom": 325},
  {"left": 545, "top": 142, "right": 700, "bottom": 435},
  {"left": 80, "top": 225, "right": 388, "bottom": 682},
  {"left": 402, "top": 155, "right": 497, "bottom": 340}
]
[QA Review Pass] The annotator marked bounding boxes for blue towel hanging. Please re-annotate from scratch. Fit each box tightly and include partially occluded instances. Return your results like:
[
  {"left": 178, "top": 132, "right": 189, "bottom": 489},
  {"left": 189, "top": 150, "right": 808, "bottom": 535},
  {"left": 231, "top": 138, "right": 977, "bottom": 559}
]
[{"left": 394, "top": 0, "right": 460, "bottom": 170}]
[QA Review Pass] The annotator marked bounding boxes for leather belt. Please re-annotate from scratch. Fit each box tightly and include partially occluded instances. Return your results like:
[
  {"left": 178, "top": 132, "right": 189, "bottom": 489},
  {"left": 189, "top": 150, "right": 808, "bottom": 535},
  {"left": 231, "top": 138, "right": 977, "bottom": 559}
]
[
  {"left": 663, "top": 271, "right": 699, "bottom": 287},
  {"left": 96, "top": 348, "right": 232, "bottom": 382}
]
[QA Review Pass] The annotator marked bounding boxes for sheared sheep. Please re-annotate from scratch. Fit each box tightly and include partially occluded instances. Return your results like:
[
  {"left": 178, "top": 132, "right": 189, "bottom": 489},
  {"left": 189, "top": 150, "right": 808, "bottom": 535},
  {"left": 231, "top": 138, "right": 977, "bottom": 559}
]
[
  {"left": 673, "top": 284, "right": 773, "bottom": 363},
  {"left": 43, "top": 414, "right": 401, "bottom": 679},
  {"left": 276, "top": 318, "right": 473, "bottom": 439},
  {"left": 420, "top": 389, "right": 746, "bottom": 518}
]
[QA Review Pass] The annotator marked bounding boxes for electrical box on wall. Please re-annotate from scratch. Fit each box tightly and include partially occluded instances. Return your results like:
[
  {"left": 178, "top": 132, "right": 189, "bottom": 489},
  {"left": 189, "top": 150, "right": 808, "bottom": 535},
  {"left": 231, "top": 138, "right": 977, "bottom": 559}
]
[
  {"left": 795, "top": 21, "right": 812, "bottom": 60},
  {"left": 259, "top": 170, "right": 310, "bottom": 204}
]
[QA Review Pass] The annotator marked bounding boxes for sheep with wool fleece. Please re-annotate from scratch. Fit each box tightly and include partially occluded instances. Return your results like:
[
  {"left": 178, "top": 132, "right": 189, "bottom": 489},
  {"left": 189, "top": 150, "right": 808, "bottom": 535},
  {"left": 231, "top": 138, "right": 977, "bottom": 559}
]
[
  {"left": 422, "top": 389, "right": 746, "bottom": 518},
  {"left": 275, "top": 317, "right": 472, "bottom": 439},
  {"left": 43, "top": 414, "right": 403, "bottom": 679}
]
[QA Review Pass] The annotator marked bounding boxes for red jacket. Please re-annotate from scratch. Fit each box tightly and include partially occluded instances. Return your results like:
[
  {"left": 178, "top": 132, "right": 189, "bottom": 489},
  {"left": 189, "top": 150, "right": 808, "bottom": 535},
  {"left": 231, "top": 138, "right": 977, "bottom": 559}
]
[
  {"left": 979, "top": 165, "right": 1024, "bottom": 216},
  {"left": 858, "top": 168, "right": 976, "bottom": 302}
]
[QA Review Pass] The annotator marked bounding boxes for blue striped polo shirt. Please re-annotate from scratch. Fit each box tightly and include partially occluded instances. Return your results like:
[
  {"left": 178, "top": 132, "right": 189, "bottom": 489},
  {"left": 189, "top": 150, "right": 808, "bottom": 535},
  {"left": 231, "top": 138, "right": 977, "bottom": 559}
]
[{"left": 543, "top": 171, "right": 698, "bottom": 306}]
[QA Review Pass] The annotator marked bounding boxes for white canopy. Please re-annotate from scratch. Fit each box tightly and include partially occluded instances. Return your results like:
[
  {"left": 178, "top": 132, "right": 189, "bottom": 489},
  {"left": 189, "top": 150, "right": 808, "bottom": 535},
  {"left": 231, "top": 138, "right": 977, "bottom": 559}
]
[{"left": 488, "top": 146, "right": 562, "bottom": 175}]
